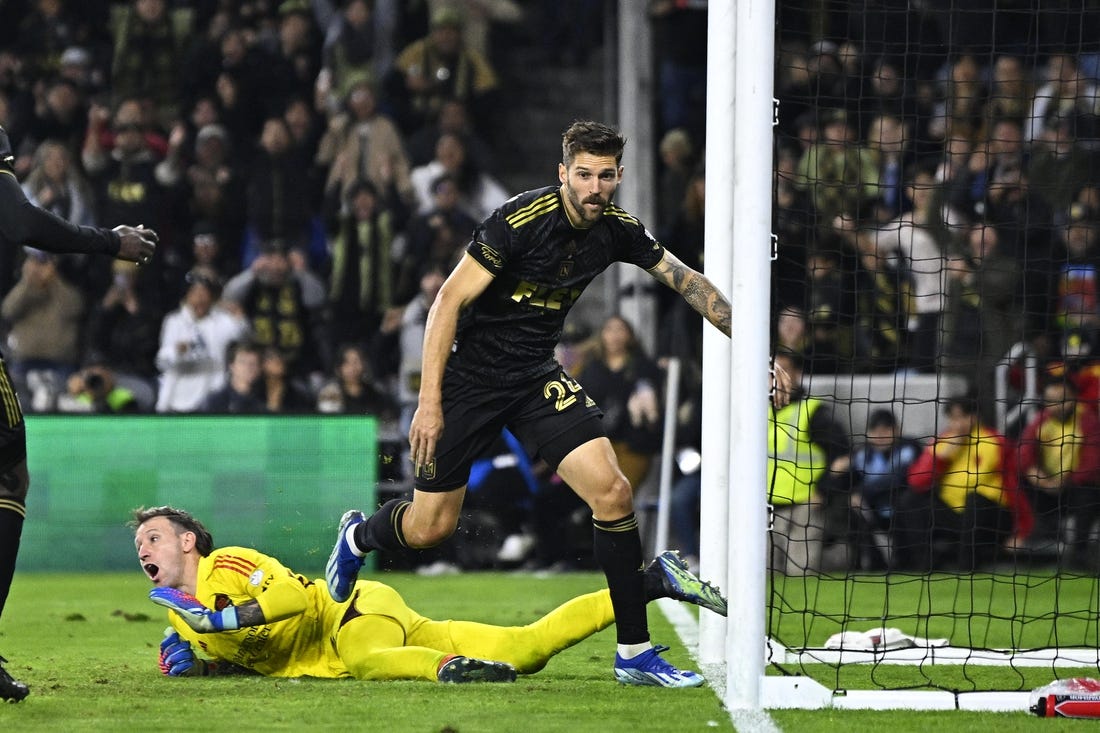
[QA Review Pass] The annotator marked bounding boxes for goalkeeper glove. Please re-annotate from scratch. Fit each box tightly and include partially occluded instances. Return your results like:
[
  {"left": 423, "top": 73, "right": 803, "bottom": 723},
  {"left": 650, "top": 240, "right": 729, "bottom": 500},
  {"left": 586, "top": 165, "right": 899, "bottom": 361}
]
[
  {"left": 159, "top": 630, "right": 199, "bottom": 676},
  {"left": 150, "top": 587, "right": 240, "bottom": 633}
]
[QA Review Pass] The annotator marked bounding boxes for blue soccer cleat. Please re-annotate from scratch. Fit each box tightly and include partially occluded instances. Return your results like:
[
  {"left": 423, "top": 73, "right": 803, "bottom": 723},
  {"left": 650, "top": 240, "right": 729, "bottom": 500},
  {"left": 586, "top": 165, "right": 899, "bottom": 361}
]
[
  {"left": 437, "top": 655, "right": 517, "bottom": 683},
  {"left": 613, "top": 645, "right": 705, "bottom": 688},
  {"left": 647, "top": 550, "right": 728, "bottom": 617},
  {"left": 326, "top": 510, "right": 366, "bottom": 602}
]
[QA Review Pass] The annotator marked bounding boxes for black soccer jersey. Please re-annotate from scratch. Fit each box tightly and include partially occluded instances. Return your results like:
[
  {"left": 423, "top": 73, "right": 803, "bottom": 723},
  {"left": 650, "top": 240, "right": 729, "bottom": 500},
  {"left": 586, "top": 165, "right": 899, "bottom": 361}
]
[{"left": 453, "top": 185, "right": 665, "bottom": 385}]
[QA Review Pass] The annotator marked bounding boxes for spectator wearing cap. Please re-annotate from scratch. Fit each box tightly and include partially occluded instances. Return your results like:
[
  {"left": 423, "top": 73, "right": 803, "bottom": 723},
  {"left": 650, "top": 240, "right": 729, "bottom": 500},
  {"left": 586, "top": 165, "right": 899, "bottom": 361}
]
[
  {"left": 57, "top": 47, "right": 101, "bottom": 95},
  {"left": 317, "top": 77, "right": 414, "bottom": 220},
  {"left": 387, "top": 5, "right": 500, "bottom": 136},
  {"left": 222, "top": 241, "right": 330, "bottom": 385},
  {"left": 155, "top": 265, "right": 248, "bottom": 413},
  {"left": 0, "top": 248, "right": 85, "bottom": 411}
]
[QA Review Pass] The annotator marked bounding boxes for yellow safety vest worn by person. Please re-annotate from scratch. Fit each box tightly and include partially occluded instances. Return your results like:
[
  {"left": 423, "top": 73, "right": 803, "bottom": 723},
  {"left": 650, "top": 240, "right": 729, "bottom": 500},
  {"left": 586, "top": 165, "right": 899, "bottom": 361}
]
[
  {"left": 767, "top": 397, "right": 827, "bottom": 505},
  {"left": 164, "top": 547, "right": 616, "bottom": 681}
]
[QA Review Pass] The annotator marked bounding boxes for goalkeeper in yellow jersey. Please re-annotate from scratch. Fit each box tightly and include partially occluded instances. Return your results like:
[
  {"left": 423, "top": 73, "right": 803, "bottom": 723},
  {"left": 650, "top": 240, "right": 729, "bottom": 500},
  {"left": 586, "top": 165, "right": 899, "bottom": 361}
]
[{"left": 133, "top": 506, "right": 727, "bottom": 683}]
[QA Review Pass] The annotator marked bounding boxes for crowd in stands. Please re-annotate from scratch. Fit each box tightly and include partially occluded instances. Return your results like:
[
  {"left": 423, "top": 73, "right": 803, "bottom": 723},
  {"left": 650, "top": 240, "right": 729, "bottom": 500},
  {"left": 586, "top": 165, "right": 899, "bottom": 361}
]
[{"left": 0, "top": 0, "right": 531, "bottom": 422}]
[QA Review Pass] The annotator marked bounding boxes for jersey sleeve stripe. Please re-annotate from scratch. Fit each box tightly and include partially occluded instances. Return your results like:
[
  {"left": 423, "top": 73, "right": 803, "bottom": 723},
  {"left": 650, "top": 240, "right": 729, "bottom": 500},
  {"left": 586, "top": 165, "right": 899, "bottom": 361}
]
[
  {"left": 214, "top": 556, "right": 258, "bottom": 576},
  {"left": 505, "top": 193, "right": 558, "bottom": 227}
]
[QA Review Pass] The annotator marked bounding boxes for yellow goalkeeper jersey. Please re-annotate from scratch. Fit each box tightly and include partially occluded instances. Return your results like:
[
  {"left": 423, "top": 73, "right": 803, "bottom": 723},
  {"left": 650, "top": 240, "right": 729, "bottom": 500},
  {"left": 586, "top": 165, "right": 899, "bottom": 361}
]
[{"left": 167, "top": 547, "right": 354, "bottom": 678}]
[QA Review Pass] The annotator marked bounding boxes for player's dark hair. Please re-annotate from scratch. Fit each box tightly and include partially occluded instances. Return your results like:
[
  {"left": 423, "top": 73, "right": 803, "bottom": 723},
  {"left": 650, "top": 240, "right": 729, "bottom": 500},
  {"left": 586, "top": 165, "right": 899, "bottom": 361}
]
[
  {"left": 130, "top": 506, "right": 214, "bottom": 556},
  {"left": 943, "top": 394, "right": 979, "bottom": 417},
  {"left": 866, "top": 408, "right": 898, "bottom": 431},
  {"left": 561, "top": 120, "right": 626, "bottom": 166}
]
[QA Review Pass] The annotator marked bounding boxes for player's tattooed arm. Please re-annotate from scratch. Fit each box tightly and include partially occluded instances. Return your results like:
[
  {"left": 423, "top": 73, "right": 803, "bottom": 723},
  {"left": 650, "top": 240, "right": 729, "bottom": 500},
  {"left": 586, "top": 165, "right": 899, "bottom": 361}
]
[
  {"left": 232, "top": 601, "right": 267, "bottom": 627},
  {"left": 649, "top": 251, "right": 732, "bottom": 337}
]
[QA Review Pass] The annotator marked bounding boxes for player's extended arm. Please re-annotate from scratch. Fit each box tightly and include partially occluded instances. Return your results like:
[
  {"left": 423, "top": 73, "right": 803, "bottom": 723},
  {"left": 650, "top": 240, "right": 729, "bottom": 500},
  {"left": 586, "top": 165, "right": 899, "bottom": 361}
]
[
  {"left": 150, "top": 576, "right": 308, "bottom": 633},
  {"left": 158, "top": 629, "right": 255, "bottom": 677},
  {"left": 647, "top": 249, "right": 731, "bottom": 336},
  {"left": 647, "top": 249, "right": 792, "bottom": 407},
  {"left": 409, "top": 252, "right": 495, "bottom": 468}
]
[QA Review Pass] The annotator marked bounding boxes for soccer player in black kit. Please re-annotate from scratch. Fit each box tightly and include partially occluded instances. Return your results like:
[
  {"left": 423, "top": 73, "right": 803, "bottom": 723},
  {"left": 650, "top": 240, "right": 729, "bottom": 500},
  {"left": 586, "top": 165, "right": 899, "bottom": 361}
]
[
  {"left": 328, "top": 121, "right": 790, "bottom": 687},
  {"left": 0, "top": 126, "right": 157, "bottom": 701}
]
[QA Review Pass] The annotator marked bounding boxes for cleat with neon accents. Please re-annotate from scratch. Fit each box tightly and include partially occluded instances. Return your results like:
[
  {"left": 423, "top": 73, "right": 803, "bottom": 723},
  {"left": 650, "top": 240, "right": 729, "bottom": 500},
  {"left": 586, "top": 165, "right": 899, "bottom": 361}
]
[
  {"left": 0, "top": 655, "right": 29, "bottom": 702},
  {"left": 613, "top": 645, "right": 704, "bottom": 688},
  {"left": 325, "top": 510, "right": 366, "bottom": 602},
  {"left": 647, "top": 550, "right": 727, "bottom": 616},
  {"left": 437, "top": 655, "right": 517, "bottom": 683}
]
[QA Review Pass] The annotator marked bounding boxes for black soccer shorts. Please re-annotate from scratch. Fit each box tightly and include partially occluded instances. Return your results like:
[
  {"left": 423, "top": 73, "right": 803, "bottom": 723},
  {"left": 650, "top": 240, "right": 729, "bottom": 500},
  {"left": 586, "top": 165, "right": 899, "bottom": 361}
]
[
  {"left": 0, "top": 359, "right": 27, "bottom": 472},
  {"left": 413, "top": 367, "right": 605, "bottom": 492}
]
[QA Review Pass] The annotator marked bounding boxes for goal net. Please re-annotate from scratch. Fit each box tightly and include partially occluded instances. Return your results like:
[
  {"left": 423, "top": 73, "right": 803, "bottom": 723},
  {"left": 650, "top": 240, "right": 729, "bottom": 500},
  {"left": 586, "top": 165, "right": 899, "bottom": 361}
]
[{"left": 767, "top": 0, "right": 1100, "bottom": 700}]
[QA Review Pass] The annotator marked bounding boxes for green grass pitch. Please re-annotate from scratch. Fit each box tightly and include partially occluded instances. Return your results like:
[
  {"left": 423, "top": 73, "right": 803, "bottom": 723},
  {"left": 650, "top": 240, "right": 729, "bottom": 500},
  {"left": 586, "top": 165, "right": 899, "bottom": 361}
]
[{"left": 0, "top": 570, "right": 1092, "bottom": 732}]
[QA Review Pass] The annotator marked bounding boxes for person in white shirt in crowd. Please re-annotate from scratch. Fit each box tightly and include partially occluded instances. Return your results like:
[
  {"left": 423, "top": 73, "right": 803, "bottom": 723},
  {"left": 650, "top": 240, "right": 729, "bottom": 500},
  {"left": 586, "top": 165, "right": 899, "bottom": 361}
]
[{"left": 155, "top": 266, "right": 248, "bottom": 413}]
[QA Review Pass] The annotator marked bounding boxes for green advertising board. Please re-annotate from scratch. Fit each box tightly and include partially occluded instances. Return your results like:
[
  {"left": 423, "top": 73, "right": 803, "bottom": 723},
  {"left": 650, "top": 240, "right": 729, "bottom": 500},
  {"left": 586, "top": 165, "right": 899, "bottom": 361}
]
[{"left": 18, "top": 416, "right": 378, "bottom": 573}]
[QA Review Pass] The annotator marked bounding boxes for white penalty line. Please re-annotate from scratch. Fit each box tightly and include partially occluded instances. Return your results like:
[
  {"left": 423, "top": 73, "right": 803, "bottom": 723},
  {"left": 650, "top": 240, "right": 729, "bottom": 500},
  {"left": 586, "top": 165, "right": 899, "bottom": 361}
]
[{"left": 657, "top": 598, "right": 782, "bottom": 733}]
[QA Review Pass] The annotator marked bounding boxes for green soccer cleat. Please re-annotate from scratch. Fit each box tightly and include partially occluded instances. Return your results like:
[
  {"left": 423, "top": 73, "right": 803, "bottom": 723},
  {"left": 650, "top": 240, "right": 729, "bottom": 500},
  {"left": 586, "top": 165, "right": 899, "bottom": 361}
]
[
  {"left": 0, "top": 655, "right": 29, "bottom": 702},
  {"left": 437, "top": 655, "right": 517, "bottom": 683},
  {"left": 647, "top": 550, "right": 728, "bottom": 617}
]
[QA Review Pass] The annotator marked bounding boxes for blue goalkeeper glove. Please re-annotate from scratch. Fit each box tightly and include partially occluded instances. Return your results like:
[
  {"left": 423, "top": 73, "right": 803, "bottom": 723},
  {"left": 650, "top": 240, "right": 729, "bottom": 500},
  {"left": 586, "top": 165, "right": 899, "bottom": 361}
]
[
  {"left": 159, "top": 630, "right": 198, "bottom": 676},
  {"left": 149, "top": 587, "right": 240, "bottom": 633}
]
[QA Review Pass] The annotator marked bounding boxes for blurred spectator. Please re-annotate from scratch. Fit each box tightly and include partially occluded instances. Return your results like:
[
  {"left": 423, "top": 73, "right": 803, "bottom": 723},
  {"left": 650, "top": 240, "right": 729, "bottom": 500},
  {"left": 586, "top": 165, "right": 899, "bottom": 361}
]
[
  {"left": 400, "top": 172, "right": 477, "bottom": 293},
  {"left": 864, "top": 113, "right": 912, "bottom": 223},
  {"left": 58, "top": 363, "right": 139, "bottom": 414},
  {"left": 426, "top": 0, "right": 522, "bottom": 61},
  {"left": 793, "top": 109, "right": 879, "bottom": 225},
  {"left": 778, "top": 40, "right": 857, "bottom": 138},
  {"left": 20, "top": 76, "right": 86, "bottom": 159},
  {"left": 21, "top": 139, "right": 95, "bottom": 228},
  {"left": 0, "top": 248, "right": 84, "bottom": 412},
  {"left": 108, "top": 0, "right": 194, "bottom": 126},
  {"left": 12, "top": 0, "right": 85, "bottom": 80},
  {"left": 56, "top": 46, "right": 103, "bottom": 98},
  {"left": 326, "top": 179, "right": 402, "bottom": 352},
  {"left": 983, "top": 54, "right": 1034, "bottom": 129},
  {"left": 850, "top": 222, "right": 911, "bottom": 372},
  {"left": 896, "top": 396, "right": 1028, "bottom": 571},
  {"left": 317, "top": 0, "right": 396, "bottom": 111},
  {"left": 941, "top": 221, "right": 1021, "bottom": 393},
  {"left": 871, "top": 167, "right": 951, "bottom": 373},
  {"left": 387, "top": 6, "right": 500, "bottom": 135},
  {"left": 222, "top": 242, "right": 330, "bottom": 384},
  {"left": 391, "top": 263, "right": 445, "bottom": 434},
  {"left": 318, "top": 78, "right": 413, "bottom": 218},
  {"left": 82, "top": 96, "right": 166, "bottom": 298},
  {"left": 409, "top": 131, "right": 508, "bottom": 221},
  {"left": 266, "top": 1, "right": 323, "bottom": 106},
  {"left": 201, "top": 339, "right": 265, "bottom": 413},
  {"left": 804, "top": 242, "right": 857, "bottom": 373},
  {"left": 258, "top": 345, "right": 315, "bottom": 413},
  {"left": 768, "top": 350, "right": 849, "bottom": 575},
  {"left": 155, "top": 266, "right": 248, "bottom": 413},
  {"left": 827, "top": 408, "right": 922, "bottom": 570},
  {"left": 404, "top": 96, "right": 493, "bottom": 170},
  {"left": 1028, "top": 109, "right": 1095, "bottom": 217},
  {"left": 927, "top": 54, "right": 986, "bottom": 144},
  {"left": 655, "top": 127, "right": 696, "bottom": 232},
  {"left": 577, "top": 315, "right": 664, "bottom": 490},
  {"left": 244, "top": 116, "right": 319, "bottom": 259},
  {"left": 1025, "top": 53, "right": 1100, "bottom": 150},
  {"left": 318, "top": 342, "right": 398, "bottom": 419},
  {"left": 1018, "top": 378, "right": 1100, "bottom": 569},
  {"left": 1050, "top": 203, "right": 1100, "bottom": 338},
  {"left": 648, "top": 0, "right": 706, "bottom": 140},
  {"left": 775, "top": 304, "right": 811, "bottom": 360},
  {"left": 85, "top": 260, "right": 161, "bottom": 410}
]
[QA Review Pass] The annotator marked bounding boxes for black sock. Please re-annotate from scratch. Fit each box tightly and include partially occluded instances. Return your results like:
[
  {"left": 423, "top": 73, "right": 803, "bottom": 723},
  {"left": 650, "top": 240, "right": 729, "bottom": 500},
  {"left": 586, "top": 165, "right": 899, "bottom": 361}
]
[
  {"left": 0, "top": 501, "right": 25, "bottom": 618},
  {"left": 592, "top": 513, "right": 649, "bottom": 645},
  {"left": 354, "top": 499, "right": 411, "bottom": 553}
]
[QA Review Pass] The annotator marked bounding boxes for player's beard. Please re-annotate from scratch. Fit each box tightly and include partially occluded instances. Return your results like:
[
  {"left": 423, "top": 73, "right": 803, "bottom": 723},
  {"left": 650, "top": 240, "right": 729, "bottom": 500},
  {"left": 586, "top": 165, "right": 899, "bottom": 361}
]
[{"left": 564, "top": 183, "right": 611, "bottom": 227}]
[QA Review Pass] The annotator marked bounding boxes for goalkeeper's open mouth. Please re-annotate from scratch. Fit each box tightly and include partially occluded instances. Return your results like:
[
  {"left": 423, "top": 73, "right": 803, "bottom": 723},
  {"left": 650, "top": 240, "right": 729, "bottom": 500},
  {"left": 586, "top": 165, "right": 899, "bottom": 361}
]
[{"left": 144, "top": 563, "right": 161, "bottom": 582}]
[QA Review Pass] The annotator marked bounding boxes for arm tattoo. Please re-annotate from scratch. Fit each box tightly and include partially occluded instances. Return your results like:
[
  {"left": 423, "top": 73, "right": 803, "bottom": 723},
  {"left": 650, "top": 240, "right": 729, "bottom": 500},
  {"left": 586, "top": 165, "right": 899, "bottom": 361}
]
[
  {"left": 235, "top": 601, "right": 267, "bottom": 628},
  {"left": 653, "top": 257, "right": 732, "bottom": 337}
]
